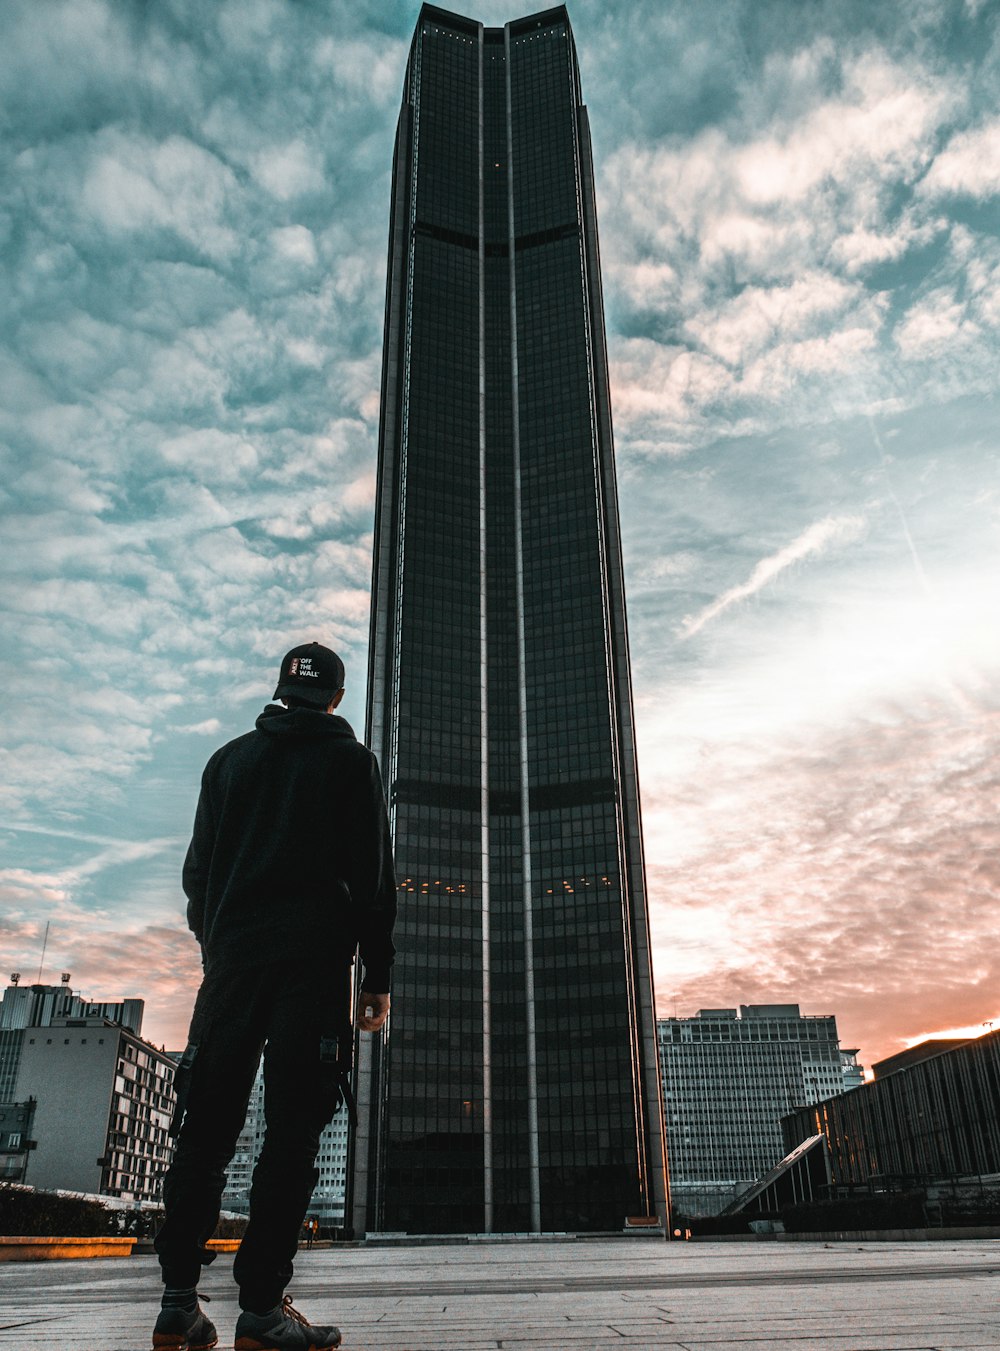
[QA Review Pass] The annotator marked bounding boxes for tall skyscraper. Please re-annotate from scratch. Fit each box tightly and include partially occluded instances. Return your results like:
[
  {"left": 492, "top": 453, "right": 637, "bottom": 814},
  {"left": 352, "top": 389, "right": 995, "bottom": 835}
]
[
  {"left": 658, "top": 1005, "right": 864, "bottom": 1217},
  {"left": 351, "top": 3, "right": 666, "bottom": 1235}
]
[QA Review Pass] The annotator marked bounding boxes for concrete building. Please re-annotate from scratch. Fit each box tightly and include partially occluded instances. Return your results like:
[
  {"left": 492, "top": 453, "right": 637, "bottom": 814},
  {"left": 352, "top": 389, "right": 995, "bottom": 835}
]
[
  {"left": 223, "top": 1061, "right": 350, "bottom": 1230},
  {"left": 13, "top": 1017, "right": 177, "bottom": 1201},
  {"left": 658, "top": 1005, "right": 863, "bottom": 1217},
  {"left": 1, "top": 979, "right": 175, "bottom": 1201},
  {"left": 0, "top": 1099, "right": 35, "bottom": 1182},
  {"left": 782, "top": 1028, "right": 1000, "bottom": 1188},
  {"left": 353, "top": 1, "right": 666, "bottom": 1239},
  {"left": 0, "top": 978, "right": 143, "bottom": 1100}
]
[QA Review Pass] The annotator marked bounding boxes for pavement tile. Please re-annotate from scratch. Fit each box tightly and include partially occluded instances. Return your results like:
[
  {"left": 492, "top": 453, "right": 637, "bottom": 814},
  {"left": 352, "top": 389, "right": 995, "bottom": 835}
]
[{"left": 0, "top": 1238, "right": 998, "bottom": 1351}]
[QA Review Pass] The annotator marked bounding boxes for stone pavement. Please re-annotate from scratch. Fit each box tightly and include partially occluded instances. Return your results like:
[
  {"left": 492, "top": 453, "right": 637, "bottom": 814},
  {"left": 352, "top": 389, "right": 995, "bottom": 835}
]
[{"left": 1, "top": 1236, "right": 998, "bottom": 1351}]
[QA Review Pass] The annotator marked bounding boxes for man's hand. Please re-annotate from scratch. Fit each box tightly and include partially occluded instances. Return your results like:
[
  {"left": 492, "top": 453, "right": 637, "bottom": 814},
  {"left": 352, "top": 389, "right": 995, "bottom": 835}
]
[{"left": 357, "top": 990, "right": 390, "bottom": 1033}]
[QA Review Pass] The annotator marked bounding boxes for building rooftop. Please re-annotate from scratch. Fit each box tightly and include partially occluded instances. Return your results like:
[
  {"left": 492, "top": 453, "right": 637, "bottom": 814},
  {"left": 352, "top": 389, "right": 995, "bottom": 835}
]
[
  {"left": 873, "top": 1038, "right": 973, "bottom": 1078},
  {"left": 660, "top": 1005, "right": 839, "bottom": 1023}
]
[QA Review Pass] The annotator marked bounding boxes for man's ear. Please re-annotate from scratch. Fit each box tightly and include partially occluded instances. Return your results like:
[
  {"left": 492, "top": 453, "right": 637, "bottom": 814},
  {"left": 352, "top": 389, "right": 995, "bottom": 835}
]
[{"left": 328, "top": 688, "right": 346, "bottom": 712}]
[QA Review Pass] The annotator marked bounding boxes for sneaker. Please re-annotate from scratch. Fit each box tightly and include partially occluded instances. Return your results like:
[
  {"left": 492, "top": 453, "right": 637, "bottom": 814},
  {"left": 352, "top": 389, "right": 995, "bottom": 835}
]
[
  {"left": 152, "top": 1299, "right": 218, "bottom": 1350},
  {"left": 234, "top": 1296, "right": 341, "bottom": 1350}
]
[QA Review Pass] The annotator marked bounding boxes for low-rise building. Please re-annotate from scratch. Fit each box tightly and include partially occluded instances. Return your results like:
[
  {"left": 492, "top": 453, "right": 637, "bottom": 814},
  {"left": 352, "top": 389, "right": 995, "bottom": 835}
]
[
  {"left": 782, "top": 1028, "right": 1000, "bottom": 1188},
  {"left": 0, "top": 978, "right": 143, "bottom": 1100},
  {"left": 14, "top": 1017, "right": 177, "bottom": 1202},
  {"left": 1, "top": 977, "right": 173, "bottom": 1201},
  {"left": 0, "top": 1099, "right": 36, "bottom": 1182}
]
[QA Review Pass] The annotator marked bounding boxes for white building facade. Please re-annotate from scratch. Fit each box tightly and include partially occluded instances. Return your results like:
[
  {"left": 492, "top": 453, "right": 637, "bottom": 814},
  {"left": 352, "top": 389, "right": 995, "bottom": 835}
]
[
  {"left": 222, "top": 1060, "right": 349, "bottom": 1231},
  {"left": 14, "top": 1018, "right": 176, "bottom": 1202},
  {"left": 658, "top": 1004, "right": 863, "bottom": 1217}
]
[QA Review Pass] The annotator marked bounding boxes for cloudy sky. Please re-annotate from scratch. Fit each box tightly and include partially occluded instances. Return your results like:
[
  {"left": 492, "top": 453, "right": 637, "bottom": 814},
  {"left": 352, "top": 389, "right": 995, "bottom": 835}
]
[{"left": 2, "top": 0, "right": 998, "bottom": 1068}]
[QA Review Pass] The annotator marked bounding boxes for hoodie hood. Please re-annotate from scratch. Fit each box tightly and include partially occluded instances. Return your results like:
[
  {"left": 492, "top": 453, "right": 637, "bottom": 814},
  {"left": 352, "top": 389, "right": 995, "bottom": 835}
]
[{"left": 255, "top": 703, "right": 358, "bottom": 741}]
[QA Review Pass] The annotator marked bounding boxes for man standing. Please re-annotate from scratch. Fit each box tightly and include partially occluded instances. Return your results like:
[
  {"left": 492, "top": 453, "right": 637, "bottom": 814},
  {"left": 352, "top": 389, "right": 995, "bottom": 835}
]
[{"left": 153, "top": 643, "right": 396, "bottom": 1351}]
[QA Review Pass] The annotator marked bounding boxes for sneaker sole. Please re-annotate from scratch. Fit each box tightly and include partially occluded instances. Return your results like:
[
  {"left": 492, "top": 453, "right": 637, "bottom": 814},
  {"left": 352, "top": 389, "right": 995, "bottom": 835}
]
[
  {"left": 234, "top": 1339, "right": 341, "bottom": 1351},
  {"left": 152, "top": 1337, "right": 219, "bottom": 1350}
]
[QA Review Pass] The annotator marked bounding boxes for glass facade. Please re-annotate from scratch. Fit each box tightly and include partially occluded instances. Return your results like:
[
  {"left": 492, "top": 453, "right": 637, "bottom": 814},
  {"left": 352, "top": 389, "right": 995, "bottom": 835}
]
[{"left": 351, "top": 4, "right": 667, "bottom": 1235}]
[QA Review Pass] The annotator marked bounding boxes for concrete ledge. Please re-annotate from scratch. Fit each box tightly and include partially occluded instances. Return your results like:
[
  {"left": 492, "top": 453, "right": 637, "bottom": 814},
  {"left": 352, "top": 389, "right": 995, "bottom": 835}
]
[
  {"left": 0, "top": 1235, "right": 136, "bottom": 1262},
  {"left": 365, "top": 1229, "right": 666, "bottom": 1246},
  {"left": 133, "top": 1236, "right": 327, "bottom": 1255},
  {"left": 781, "top": 1225, "right": 1000, "bottom": 1242},
  {"left": 690, "top": 1225, "right": 1000, "bottom": 1242}
]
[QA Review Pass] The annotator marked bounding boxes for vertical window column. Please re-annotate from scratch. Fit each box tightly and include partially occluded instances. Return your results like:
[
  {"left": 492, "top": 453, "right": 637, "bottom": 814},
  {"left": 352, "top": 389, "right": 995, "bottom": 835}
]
[{"left": 505, "top": 19, "right": 540, "bottom": 1234}]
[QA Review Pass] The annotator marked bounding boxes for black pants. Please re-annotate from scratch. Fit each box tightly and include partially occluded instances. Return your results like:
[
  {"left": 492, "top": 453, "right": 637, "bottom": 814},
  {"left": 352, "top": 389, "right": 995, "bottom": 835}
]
[{"left": 155, "top": 963, "right": 348, "bottom": 1310}]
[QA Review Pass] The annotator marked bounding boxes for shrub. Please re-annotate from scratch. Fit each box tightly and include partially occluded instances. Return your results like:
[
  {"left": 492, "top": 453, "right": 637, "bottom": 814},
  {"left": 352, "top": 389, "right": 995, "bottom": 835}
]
[
  {"left": 214, "top": 1215, "right": 249, "bottom": 1238},
  {"left": 0, "top": 1182, "right": 247, "bottom": 1239},
  {"left": 0, "top": 1182, "right": 111, "bottom": 1237},
  {"left": 937, "top": 1190, "right": 1000, "bottom": 1226},
  {"left": 782, "top": 1192, "right": 926, "bottom": 1233}
]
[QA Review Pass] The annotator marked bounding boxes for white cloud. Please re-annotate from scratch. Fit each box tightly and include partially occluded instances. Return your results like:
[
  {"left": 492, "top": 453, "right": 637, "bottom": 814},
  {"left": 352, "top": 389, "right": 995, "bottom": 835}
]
[
  {"left": 920, "top": 120, "right": 1000, "bottom": 200},
  {"left": 270, "top": 224, "right": 318, "bottom": 267},
  {"left": 606, "top": 47, "right": 949, "bottom": 270},
  {"left": 13, "top": 456, "right": 112, "bottom": 513},
  {"left": 251, "top": 140, "right": 325, "bottom": 201},
  {"left": 610, "top": 340, "right": 732, "bottom": 452},
  {"left": 636, "top": 552, "right": 700, "bottom": 584},
  {"left": 0, "top": 837, "right": 177, "bottom": 907},
  {"left": 829, "top": 213, "right": 944, "bottom": 275},
  {"left": 312, "top": 36, "right": 408, "bottom": 107},
  {"left": 0, "top": 867, "right": 73, "bottom": 907},
  {"left": 679, "top": 515, "right": 867, "bottom": 639},
  {"left": 284, "top": 337, "right": 325, "bottom": 369},
  {"left": 81, "top": 131, "right": 242, "bottom": 261},
  {"left": 894, "top": 289, "right": 978, "bottom": 355},
  {"left": 159, "top": 428, "right": 260, "bottom": 480},
  {"left": 687, "top": 273, "right": 869, "bottom": 366},
  {"left": 598, "top": 35, "right": 998, "bottom": 451},
  {"left": 177, "top": 719, "right": 222, "bottom": 736}
]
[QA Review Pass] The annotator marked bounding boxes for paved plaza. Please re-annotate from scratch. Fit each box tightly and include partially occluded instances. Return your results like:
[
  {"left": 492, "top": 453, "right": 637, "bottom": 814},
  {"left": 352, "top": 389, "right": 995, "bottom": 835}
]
[{"left": 1, "top": 1236, "right": 998, "bottom": 1350}]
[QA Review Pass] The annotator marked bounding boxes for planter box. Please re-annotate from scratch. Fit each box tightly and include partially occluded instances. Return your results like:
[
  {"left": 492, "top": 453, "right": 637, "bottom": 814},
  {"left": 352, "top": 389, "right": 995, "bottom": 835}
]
[{"left": 0, "top": 1235, "right": 136, "bottom": 1262}]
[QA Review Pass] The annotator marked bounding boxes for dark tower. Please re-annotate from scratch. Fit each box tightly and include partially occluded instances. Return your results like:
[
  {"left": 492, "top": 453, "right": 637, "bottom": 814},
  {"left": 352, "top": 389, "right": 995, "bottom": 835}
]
[{"left": 350, "top": 3, "right": 668, "bottom": 1235}]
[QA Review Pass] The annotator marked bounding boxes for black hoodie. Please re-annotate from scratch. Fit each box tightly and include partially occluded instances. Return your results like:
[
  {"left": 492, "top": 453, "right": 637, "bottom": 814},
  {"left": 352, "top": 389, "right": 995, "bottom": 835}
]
[{"left": 182, "top": 704, "right": 396, "bottom": 991}]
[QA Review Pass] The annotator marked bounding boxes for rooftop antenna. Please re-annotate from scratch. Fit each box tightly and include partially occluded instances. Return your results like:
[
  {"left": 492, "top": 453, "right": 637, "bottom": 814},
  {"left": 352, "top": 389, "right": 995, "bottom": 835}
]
[{"left": 36, "top": 921, "right": 50, "bottom": 984}]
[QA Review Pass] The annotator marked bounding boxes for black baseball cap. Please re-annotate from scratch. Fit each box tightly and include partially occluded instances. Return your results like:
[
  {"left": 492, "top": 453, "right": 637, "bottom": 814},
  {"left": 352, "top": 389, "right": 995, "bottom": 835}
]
[{"left": 273, "top": 643, "right": 346, "bottom": 708}]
